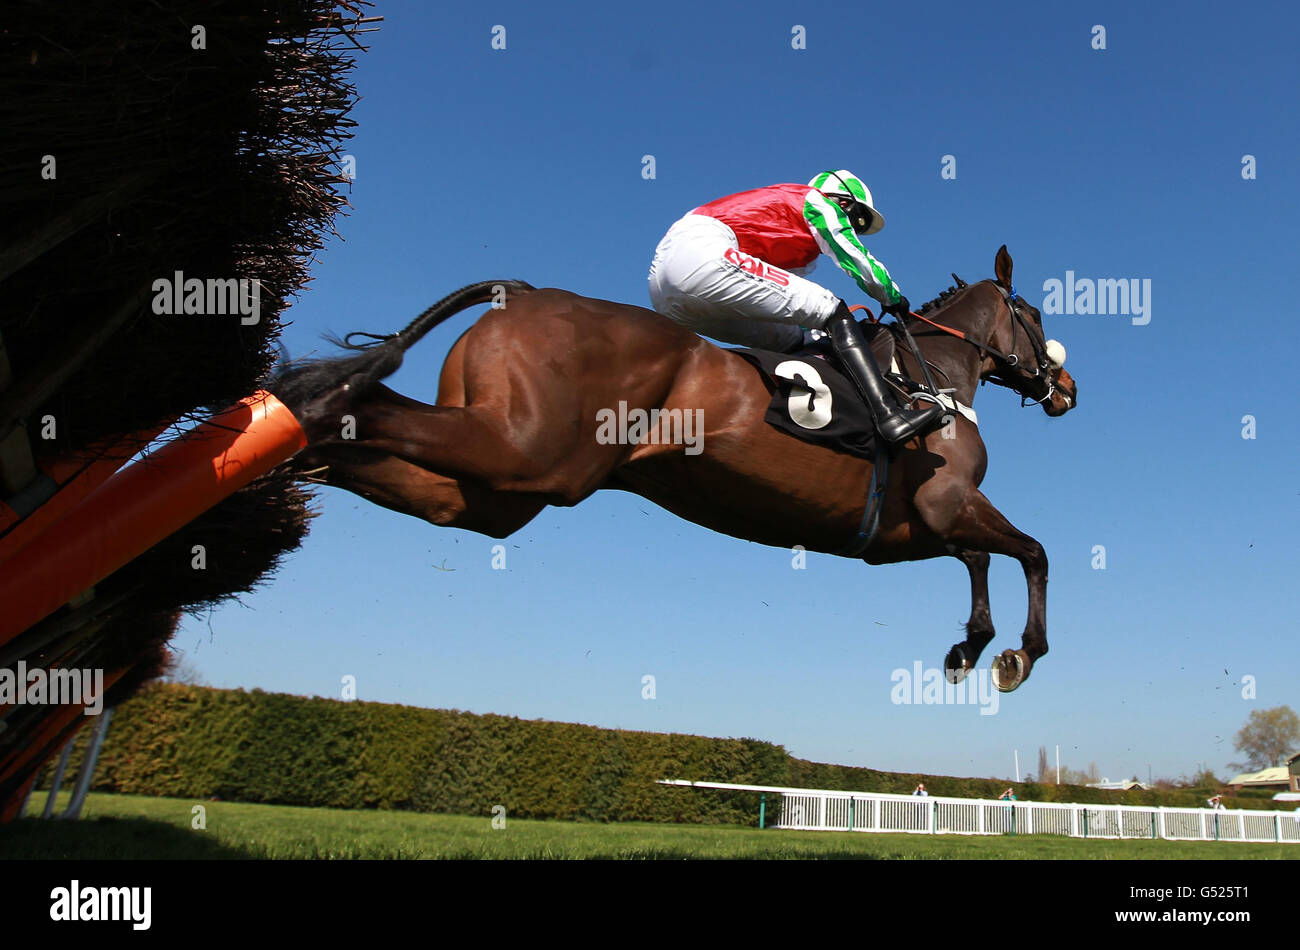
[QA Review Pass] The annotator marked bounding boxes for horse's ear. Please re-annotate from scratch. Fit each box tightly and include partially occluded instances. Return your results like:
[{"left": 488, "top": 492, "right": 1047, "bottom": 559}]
[{"left": 994, "top": 245, "right": 1013, "bottom": 289}]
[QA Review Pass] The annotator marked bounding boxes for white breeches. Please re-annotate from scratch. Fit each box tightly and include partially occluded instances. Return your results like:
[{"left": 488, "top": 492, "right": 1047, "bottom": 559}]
[{"left": 647, "top": 214, "right": 841, "bottom": 352}]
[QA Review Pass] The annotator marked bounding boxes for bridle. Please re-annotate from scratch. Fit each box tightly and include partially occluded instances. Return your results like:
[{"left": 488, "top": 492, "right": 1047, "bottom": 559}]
[
  {"left": 905, "top": 281, "right": 1064, "bottom": 408},
  {"left": 838, "top": 277, "right": 1068, "bottom": 559}
]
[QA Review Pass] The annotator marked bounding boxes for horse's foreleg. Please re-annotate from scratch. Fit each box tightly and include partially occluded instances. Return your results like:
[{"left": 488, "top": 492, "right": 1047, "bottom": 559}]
[
  {"left": 949, "top": 492, "right": 1047, "bottom": 691},
  {"left": 917, "top": 483, "right": 1047, "bottom": 692},
  {"left": 944, "top": 548, "right": 995, "bottom": 684}
]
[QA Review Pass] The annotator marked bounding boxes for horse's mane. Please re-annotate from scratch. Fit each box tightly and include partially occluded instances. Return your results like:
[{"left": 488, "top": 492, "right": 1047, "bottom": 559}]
[{"left": 917, "top": 278, "right": 975, "bottom": 316}]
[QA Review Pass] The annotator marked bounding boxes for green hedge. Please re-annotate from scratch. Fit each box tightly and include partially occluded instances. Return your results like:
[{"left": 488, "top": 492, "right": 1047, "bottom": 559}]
[
  {"left": 50, "top": 684, "right": 786, "bottom": 824},
  {"left": 30, "top": 684, "right": 1280, "bottom": 823}
]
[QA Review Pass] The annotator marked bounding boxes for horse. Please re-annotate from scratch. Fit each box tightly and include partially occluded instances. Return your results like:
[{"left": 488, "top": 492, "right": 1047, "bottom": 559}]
[{"left": 271, "top": 245, "right": 1077, "bottom": 692}]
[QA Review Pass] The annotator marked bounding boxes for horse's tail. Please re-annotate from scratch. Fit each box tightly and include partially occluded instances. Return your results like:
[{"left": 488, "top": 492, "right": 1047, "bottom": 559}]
[
  {"left": 388, "top": 279, "right": 535, "bottom": 352},
  {"left": 269, "top": 279, "right": 534, "bottom": 419}
]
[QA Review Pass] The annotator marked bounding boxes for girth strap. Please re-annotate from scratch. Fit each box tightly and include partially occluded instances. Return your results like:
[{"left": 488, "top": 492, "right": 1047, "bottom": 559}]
[{"left": 836, "top": 450, "right": 890, "bottom": 559}]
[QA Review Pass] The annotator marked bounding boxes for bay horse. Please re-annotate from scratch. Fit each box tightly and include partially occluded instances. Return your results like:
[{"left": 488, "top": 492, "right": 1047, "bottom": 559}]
[{"left": 271, "top": 246, "right": 1076, "bottom": 692}]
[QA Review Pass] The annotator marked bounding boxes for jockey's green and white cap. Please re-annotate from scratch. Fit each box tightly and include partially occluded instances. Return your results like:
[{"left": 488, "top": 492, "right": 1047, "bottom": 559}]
[{"left": 808, "top": 170, "right": 885, "bottom": 235}]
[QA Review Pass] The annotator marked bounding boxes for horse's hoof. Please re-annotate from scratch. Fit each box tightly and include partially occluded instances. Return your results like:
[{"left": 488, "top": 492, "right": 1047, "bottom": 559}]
[
  {"left": 991, "top": 650, "right": 1027, "bottom": 692},
  {"left": 944, "top": 644, "right": 973, "bottom": 684}
]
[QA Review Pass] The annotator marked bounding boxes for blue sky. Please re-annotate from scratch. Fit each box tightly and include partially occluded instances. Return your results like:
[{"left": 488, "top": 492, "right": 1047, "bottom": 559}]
[{"left": 179, "top": 0, "right": 1298, "bottom": 784}]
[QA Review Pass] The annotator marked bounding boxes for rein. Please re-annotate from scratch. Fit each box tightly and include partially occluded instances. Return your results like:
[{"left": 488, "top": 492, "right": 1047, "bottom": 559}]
[
  {"left": 836, "top": 281, "right": 1059, "bottom": 560},
  {"left": 906, "top": 283, "right": 1058, "bottom": 408}
]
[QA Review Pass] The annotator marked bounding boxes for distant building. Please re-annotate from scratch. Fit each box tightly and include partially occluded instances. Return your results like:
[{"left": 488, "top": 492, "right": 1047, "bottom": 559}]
[
  {"left": 1225, "top": 765, "right": 1291, "bottom": 792},
  {"left": 1086, "top": 778, "right": 1151, "bottom": 791},
  {"left": 1289, "top": 752, "right": 1300, "bottom": 793}
]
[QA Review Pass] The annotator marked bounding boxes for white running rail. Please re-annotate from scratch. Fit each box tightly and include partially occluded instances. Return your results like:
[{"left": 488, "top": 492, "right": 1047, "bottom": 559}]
[{"left": 657, "top": 780, "right": 1300, "bottom": 844}]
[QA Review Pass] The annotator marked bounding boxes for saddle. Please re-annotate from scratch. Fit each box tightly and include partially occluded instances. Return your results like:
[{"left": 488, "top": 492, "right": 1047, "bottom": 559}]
[
  {"left": 731, "top": 322, "right": 899, "bottom": 461},
  {"left": 733, "top": 320, "right": 977, "bottom": 461}
]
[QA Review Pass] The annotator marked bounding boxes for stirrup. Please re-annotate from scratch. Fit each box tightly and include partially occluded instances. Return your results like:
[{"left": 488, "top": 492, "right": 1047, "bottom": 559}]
[{"left": 876, "top": 404, "right": 946, "bottom": 444}]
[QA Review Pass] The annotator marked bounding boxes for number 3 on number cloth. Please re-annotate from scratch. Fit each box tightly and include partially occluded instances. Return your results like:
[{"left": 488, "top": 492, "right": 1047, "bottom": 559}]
[{"left": 774, "top": 360, "right": 832, "bottom": 430}]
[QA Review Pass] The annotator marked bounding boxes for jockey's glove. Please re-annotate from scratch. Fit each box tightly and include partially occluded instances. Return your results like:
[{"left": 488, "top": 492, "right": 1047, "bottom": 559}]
[{"left": 882, "top": 295, "right": 912, "bottom": 319}]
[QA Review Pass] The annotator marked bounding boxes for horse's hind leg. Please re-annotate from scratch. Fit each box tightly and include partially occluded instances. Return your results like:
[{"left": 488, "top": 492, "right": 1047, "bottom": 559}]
[
  {"left": 297, "top": 444, "right": 546, "bottom": 538},
  {"left": 325, "top": 383, "right": 618, "bottom": 504},
  {"left": 943, "top": 548, "right": 996, "bottom": 684}
]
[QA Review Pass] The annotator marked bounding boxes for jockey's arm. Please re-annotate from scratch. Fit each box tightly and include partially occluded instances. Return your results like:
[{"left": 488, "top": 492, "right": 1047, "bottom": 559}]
[{"left": 802, "top": 189, "right": 904, "bottom": 308}]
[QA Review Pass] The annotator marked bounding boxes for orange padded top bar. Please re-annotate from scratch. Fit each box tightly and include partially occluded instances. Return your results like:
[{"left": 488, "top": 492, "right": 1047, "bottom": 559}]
[{"left": 0, "top": 391, "right": 306, "bottom": 646}]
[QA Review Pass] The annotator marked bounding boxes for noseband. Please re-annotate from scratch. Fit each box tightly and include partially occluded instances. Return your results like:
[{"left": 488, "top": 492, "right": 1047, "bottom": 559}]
[{"left": 989, "top": 284, "right": 1060, "bottom": 407}]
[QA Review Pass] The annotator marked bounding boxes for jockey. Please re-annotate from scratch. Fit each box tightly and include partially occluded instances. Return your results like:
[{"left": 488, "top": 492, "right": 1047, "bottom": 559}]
[{"left": 648, "top": 170, "right": 945, "bottom": 446}]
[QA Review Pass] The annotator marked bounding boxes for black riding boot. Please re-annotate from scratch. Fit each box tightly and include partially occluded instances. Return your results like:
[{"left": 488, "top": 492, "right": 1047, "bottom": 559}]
[{"left": 826, "top": 309, "right": 946, "bottom": 446}]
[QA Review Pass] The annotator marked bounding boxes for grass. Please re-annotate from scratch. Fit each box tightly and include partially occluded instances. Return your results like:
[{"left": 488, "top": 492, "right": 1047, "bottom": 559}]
[{"left": 3, "top": 791, "right": 1297, "bottom": 860}]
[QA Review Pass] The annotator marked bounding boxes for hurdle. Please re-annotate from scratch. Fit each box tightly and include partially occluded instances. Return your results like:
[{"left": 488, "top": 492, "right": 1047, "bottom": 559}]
[{"left": 0, "top": 391, "right": 306, "bottom": 646}]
